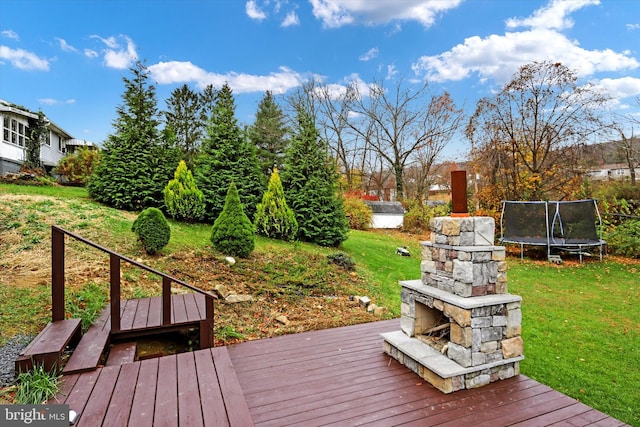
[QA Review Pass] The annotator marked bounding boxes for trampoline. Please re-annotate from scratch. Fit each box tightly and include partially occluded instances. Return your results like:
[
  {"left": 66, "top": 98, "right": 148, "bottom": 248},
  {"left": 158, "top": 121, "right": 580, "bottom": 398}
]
[{"left": 500, "top": 199, "right": 606, "bottom": 262}]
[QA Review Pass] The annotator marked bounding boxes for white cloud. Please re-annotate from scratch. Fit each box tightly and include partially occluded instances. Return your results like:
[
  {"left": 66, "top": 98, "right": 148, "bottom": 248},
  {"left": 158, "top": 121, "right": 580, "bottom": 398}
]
[
  {"left": 595, "top": 77, "right": 640, "bottom": 99},
  {"left": 506, "top": 0, "right": 599, "bottom": 31},
  {"left": 627, "top": 23, "right": 640, "bottom": 30},
  {"left": 39, "top": 98, "right": 76, "bottom": 105},
  {"left": 412, "top": 1, "right": 638, "bottom": 85},
  {"left": 55, "top": 37, "right": 77, "bottom": 53},
  {"left": 84, "top": 49, "right": 98, "bottom": 59},
  {"left": 0, "top": 45, "right": 49, "bottom": 70},
  {"left": 359, "top": 47, "right": 378, "bottom": 62},
  {"left": 281, "top": 11, "right": 299, "bottom": 27},
  {"left": 309, "top": 0, "right": 462, "bottom": 29},
  {"left": 386, "top": 64, "right": 398, "bottom": 80},
  {"left": 148, "top": 61, "right": 306, "bottom": 94},
  {"left": 90, "top": 34, "right": 138, "bottom": 69},
  {"left": 1, "top": 30, "right": 19, "bottom": 40},
  {"left": 246, "top": 0, "right": 267, "bottom": 20}
]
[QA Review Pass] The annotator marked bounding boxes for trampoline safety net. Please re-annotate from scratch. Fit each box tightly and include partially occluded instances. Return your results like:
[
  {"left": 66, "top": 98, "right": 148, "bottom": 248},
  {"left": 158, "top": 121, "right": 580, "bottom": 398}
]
[{"left": 500, "top": 199, "right": 605, "bottom": 262}]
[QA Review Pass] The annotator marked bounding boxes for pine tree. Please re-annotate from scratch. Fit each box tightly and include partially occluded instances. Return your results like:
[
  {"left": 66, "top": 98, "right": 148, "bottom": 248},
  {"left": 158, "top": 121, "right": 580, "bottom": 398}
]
[
  {"left": 164, "top": 84, "right": 205, "bottom": 169},
  {"left": 254, "top": 168, "right": 298, "bottom": 241},
  {"left": 163, "top": 160, "right": 205, "bottom": 222},
  {"left": 281, "top": 105, "right": 348, "bottom": 247},
  {"left": 194, "top": 83, "right": 265, "bottom": 222},
  {"left": 247, "top": 91, "right": 289, "bottom": 177},
  {"left": 210, "top": 182, "right": 255, "bottom": 258},
  {"left": 88, "top": 61, "right": 178, "bottom": 210}
]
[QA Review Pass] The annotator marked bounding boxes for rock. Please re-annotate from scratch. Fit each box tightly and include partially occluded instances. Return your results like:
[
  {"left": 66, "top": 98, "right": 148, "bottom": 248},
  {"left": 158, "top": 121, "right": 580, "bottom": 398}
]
[
  {"left": 359, "top": 296, "right": 371, "bottom": 307},
  {"left": 225, "top": 294, "right": 253, "bottom": 303},
  {"left": 373, "top": 306, "right": 386, "bottom": 316},
  {"left": 225, "top": 256, "right": 236, "bottom": 265},
  {"left": 213, "top": 284, "right": 231, "bottom": 299},
  {"left": 367, "top": 303, "right": 377, "bottom": 313},
  {"left": 275, "top": 315, "right": 289, "bottom": 325}
]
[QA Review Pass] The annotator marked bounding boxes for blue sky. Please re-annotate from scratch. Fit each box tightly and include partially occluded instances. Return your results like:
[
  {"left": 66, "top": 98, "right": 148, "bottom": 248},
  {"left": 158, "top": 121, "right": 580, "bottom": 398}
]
[{"left": 1, "top": 0, "right": 639, "bottom": 160}]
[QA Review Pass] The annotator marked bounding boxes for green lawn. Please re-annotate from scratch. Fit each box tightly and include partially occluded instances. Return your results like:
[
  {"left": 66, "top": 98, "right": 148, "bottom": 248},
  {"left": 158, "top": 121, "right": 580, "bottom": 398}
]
[
  {"left": 508, "top": 260, "right": 639, "bottom": 425},
  {"left": 0, "top": 183, "right": 637, "bottom": 424}
]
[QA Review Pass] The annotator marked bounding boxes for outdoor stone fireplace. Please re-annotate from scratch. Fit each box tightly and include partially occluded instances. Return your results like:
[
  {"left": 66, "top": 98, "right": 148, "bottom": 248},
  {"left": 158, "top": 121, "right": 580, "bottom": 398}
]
[{"left": 382, "top": 216, "right": 523, "bottom": 393}]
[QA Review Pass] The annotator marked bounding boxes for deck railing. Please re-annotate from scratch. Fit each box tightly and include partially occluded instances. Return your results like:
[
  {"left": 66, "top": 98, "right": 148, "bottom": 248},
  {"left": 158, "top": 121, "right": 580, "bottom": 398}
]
[{"left": 51, "top": 225, "right": 216, "bottom": 348}]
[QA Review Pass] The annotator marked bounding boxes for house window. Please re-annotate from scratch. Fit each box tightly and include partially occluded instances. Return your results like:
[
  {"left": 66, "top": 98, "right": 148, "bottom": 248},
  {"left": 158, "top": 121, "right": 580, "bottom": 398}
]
[{"left": 3, "top": 117, "right": 28, "bottom": 147}]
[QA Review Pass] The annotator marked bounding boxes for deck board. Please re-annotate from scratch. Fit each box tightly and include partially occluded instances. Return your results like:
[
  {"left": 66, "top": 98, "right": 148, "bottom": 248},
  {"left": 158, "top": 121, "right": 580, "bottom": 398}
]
[
  {"left": 154, "top": 355, "right": 179, "bottom": 427},
  {"left": 129, "top": 357, "right": 158, "bottom": 427},
  {"left": 177, "top": 352, "right": 205, "bottom": 427},
  {"left": 50, "top": 319, "right": 628, "bottom": 426},
  {"left": 227, "top": 319, "right": 628, "bottom": 427},
  {"left": 193, "top": 349, "right": 231, "bottom": 427},
  {"left": 102, "top": 362, "right": 140, "bottom": 426}
]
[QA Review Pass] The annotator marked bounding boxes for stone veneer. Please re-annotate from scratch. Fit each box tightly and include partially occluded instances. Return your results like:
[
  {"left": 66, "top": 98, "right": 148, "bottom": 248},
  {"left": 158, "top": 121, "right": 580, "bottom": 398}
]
[{"left": 382, "top": 216, "right": 523, "bottom": 393}]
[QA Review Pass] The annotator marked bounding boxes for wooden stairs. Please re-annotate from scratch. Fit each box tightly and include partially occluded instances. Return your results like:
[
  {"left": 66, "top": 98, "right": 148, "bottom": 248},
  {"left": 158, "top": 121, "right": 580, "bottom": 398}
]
[{"left": 14, "top": 226, "right": 217, "bottom": 378}]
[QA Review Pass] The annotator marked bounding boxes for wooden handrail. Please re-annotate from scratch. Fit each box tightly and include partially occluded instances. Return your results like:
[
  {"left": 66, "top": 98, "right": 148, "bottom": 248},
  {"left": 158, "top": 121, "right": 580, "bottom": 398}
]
[{"left": 51, "top": 225, "right": 216, "bottom": 346}]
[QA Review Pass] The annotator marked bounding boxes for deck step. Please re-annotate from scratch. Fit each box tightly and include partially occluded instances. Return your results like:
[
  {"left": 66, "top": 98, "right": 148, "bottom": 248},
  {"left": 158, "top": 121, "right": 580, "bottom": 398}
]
[
  {"left": 15, "top": 318, "right": 82, "bottom": 374},
  {"left": 63, "top": 313, "right": 111, "bottom": 374},
  {"left": 106, "top": 342, "right": 137, "bottom": 366}
]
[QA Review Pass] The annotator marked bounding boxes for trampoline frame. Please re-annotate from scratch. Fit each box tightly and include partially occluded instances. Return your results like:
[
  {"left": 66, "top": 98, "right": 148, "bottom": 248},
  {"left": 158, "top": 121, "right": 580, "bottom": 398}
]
[{"left": 500, "top": 199, "right": 606, "bottom": 263}]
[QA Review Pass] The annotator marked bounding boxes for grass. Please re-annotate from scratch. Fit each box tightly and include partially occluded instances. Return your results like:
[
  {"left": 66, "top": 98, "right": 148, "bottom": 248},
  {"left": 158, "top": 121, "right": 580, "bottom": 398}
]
[
  {"left": 14, "top": 364, "right": 61, "bottom": 404},
  {"left": 508, "top": 259, "right": 639, "bottom": 425},
  {"left": 0, "top": 183, "right": 637, "bottom": 424}
]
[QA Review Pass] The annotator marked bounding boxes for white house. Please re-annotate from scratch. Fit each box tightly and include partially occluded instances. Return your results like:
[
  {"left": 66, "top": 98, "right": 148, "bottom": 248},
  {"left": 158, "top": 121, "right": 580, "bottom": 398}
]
[
  {"left": 0, "top": 99, "right": 73, "bottom": 175},
  {"left": 364, "top": 201, "right": 405, "bottom": 229},
  {"left": 584, "top": 163, "right": 640, "bottom": 181}
]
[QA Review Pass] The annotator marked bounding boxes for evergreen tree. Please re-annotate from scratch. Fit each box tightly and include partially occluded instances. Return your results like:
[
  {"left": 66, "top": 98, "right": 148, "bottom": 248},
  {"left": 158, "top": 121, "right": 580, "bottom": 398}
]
[
  {"left": 254, "top": 168, "right": 298, "bottom": 241},
  {"left": 247, "top": 91, "right": 289, "bottom": 177},
  {"left": 281, "top": 105, "right": 348, "bottom": 247},
  {"left": 163, "top": 160, "right": 205, "bottom": 222},
  {"left": 210, "top": 182, "right": 255, "bottom": 258},
  {"left": 164, "top": 84, "right": 205, "bottom": 169},
  {"left": 88, "top": 61, "right": 178, "bottom": 210},
  {"left": 194, "top": 83, "right": 265, "bottom": 222}
]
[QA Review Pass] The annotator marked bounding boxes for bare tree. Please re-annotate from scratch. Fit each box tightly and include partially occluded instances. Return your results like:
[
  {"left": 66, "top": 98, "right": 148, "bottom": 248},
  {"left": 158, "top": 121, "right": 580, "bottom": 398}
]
[
  {"left": 467, "top": 61, "right": 610, "bottom": 204},
  {"left": 344, "top": 79, "right": 463, "bottom": 200},
  {"left": 313, "top": 82, "right": 368, "bottom": 191},
  {"left": 609, "top": 120, "right": 638, "bottom": 186}
]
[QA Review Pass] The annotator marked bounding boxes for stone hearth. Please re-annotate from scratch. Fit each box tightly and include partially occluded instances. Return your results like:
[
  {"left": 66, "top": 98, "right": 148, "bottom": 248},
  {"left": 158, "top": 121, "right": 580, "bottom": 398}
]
[{"left": 382, "top": 216, "right": 523, "bottom": 393}]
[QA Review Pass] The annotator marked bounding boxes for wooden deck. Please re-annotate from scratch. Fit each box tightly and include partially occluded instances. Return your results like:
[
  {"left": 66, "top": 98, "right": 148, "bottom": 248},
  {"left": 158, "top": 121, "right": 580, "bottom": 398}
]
[
  {"left": 51, "top": 319, "right": 628, "bottom": 426},
  {"left": 63, "top": 294, "right": 209, "bottom": 374}
]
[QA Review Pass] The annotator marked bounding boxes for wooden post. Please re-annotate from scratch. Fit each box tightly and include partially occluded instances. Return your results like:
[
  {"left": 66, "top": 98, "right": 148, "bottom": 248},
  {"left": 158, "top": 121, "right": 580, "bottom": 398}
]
[
  {"left": 162, "top": 277, "right": 171, "bottom": 326},
  {"left": 451, "top": 171, "right": 469, "bottom": 217},
  {"left": 51, "top": 227, "right": 65, "bottom": 322},
  {"left": 201, "top": 295, "right": 215, "bottom": 348},
  {"left": 110, "top": 254, "right": 121, "bottom": 332}
]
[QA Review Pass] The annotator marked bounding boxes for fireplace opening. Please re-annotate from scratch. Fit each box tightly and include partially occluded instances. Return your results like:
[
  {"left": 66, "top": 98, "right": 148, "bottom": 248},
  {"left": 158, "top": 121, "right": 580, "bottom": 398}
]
[{"left": 413, "top": 301, "right": 450, "bottom": 353}]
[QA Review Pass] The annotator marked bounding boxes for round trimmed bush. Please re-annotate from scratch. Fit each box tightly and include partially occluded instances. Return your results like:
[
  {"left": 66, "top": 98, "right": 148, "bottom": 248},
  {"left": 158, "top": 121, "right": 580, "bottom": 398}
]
[{"left": 132, "top": 207, "right": 171, "bottom": 254}]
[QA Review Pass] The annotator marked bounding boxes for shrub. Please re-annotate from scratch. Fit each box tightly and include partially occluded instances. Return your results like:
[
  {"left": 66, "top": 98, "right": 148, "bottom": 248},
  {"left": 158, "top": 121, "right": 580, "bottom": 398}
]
[
  {"left": 343, "top": 196, "right": 373, "bottom": 230},
  {"left": 327, "top": 252, "right": 356, "bottom": 271},
  {"left": 254, "top": 168, "right": 298, "bottom": 241},
  {"left": 132, "top": 207, "right": 171, "bottom": 254},
  {"left": 163, "top": 160, "right": 205, "bottom": 222},
  {"left": 402, "top": 200, "right": 450, "bottom": 233},
  {"left": 54, "top": 147, "right": 101, "bottom": 186},
  {"left": 604, "top": 219, "right": 640, "bottom": 258},
  {"left": 211, "top": 182, "right": 255, "bottom": 258}
]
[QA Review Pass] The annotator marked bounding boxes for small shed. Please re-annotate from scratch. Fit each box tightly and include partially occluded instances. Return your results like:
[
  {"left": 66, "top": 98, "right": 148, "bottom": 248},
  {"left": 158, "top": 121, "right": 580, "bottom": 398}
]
[{"left": 365, "top": 201, "right": 405, "bottom": 229}]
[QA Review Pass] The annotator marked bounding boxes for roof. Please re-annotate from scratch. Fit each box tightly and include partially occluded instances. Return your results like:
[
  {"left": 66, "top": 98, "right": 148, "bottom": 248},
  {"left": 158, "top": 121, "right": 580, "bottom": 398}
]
[
  {"left": 0, "top": 99, "right": 74, "bottom": 140},
  {"left": 364, "top": 201, "right": 405, "bottom": 214}
]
